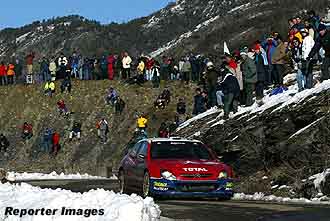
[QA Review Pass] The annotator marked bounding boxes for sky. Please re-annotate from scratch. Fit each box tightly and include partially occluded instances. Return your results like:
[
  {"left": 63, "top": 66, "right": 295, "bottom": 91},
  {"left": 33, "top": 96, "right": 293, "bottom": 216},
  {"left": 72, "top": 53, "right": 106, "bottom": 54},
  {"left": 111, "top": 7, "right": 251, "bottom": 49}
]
[{"left": 0, "top": 0, "right": 173, "bottom": 29}]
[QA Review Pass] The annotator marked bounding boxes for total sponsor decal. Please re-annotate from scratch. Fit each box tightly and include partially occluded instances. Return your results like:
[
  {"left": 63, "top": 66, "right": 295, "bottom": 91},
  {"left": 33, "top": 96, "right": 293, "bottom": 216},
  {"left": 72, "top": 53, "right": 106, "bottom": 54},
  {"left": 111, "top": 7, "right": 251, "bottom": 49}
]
[{"left": 183, "top": 168, "right": 208, "bottom": 172}]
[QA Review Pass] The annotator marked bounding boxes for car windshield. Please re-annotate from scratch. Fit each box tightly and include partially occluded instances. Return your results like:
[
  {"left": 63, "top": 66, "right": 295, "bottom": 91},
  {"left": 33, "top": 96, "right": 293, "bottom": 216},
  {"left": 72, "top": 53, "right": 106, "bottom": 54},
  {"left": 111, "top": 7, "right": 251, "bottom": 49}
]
[{"left": 150, "top": 141, "right": 213, "bottom": 160}]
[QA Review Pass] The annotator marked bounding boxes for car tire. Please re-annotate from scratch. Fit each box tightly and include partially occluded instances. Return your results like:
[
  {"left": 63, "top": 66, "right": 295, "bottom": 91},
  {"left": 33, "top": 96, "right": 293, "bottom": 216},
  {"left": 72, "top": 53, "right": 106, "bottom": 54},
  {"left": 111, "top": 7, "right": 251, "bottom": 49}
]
[
  {"left": 119, "top": 170, "right": 128, "bottom": 194},
  {"left": 142, "top": 171, "right": 151, "bottom": 198}
]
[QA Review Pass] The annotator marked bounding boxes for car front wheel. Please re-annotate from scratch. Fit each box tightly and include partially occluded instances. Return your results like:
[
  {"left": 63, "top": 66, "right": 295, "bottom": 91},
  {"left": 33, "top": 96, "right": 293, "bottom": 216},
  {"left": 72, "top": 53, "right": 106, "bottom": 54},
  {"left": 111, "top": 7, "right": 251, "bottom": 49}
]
[{"left": 142, "top": 172, "right": 151, "bottom": 198}]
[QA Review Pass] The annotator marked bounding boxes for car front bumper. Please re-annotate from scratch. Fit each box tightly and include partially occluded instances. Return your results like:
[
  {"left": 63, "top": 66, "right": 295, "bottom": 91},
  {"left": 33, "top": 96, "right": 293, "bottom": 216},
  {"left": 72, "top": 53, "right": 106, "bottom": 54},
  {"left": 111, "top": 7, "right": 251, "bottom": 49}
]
[{"left": 149, "top": 178, "right": 234, "bottom": 198}]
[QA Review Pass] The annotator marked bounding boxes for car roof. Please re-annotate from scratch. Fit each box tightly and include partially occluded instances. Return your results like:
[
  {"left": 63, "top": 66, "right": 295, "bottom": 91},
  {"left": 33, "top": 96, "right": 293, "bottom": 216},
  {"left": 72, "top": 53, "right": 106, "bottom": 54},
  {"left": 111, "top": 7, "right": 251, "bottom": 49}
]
[{"left": 140, "top": 137, "right": 202, "bottom": 143}]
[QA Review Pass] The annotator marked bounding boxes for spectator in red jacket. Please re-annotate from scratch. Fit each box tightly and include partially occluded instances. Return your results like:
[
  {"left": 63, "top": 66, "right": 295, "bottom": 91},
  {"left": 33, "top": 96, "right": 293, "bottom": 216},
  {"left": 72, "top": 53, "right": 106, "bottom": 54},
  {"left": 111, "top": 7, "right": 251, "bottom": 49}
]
[
  {"left": 52, "top": 132, "right": 60, "bottom": 156},
  {"left": 0, "top": 62, "right": 7, "bottom": 86},
  {"left": 107, "top": 54, "right": 115, "bottom": 80},
  {"left": 26, "top": 52, "right": 35, "bottom": 75},
  {"left": 22, "top": 122, "right": 33, "bottom": 140},
  {"left": 145, "top": 57, "right": 154, "bottom": 81}
]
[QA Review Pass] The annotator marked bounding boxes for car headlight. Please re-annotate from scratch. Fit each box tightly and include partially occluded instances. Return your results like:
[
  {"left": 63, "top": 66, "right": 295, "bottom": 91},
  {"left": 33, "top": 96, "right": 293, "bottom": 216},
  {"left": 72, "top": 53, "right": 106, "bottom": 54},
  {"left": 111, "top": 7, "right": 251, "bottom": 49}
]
[
  {"left": 161, "top": 171, "right": 177, "bottom": 181},
  {"left": 218, "top": 171, "right": 228, "bottom": 179}
]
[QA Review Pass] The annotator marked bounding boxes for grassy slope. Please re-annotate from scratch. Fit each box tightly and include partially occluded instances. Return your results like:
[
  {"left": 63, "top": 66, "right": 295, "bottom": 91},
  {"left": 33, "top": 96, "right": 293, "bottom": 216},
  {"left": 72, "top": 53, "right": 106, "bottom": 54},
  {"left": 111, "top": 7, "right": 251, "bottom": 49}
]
[{"left": 0, "top": 80, "right": 196, "bottom": 175}]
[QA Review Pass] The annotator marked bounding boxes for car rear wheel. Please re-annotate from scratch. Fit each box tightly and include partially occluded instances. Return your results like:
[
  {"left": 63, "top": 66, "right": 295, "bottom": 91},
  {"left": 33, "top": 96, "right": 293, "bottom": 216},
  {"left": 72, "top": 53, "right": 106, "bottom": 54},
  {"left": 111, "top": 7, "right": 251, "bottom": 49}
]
[
  {"left": 142, "top": 172, "right": 151, "bottom": 198},
  {"left": 119, "top": 170, "right": 127, "bottom": 194}
]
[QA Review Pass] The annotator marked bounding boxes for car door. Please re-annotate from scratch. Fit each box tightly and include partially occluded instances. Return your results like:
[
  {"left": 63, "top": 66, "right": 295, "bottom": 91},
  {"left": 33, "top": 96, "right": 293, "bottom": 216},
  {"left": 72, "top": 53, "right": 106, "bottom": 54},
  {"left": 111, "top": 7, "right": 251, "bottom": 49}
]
[
  {"left": 125, "top": 142, "right": 142, "bottom": 188},
  {"left": 134, "top": 141, "right": 149, "bottom": 184}
]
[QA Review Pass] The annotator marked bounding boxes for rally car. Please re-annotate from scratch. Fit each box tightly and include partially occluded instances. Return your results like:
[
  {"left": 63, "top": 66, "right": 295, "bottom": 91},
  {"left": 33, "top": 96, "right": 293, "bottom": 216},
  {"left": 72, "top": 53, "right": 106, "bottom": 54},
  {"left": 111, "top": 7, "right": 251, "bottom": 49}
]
[{"left": 118, "top": 137, "right": 234, "bottom": 199}]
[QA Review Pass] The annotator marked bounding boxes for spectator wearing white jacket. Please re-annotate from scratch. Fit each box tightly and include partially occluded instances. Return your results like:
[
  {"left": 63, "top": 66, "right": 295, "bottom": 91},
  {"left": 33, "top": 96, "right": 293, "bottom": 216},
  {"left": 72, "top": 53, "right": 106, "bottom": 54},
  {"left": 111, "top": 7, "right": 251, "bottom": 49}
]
[
  {"left": 301, "top": 29, "right": 315, "bottom": 89},
  {"left": 122, "top": 52, "right": 132, "bottom": 79}
]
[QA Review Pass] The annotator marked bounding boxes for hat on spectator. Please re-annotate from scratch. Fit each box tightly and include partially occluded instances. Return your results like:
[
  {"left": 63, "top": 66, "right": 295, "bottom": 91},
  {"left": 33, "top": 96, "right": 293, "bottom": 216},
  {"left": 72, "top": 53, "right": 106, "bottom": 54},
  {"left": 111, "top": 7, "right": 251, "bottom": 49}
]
[{"left": 318, "top": 24, "right": 327, "bottom": 32}]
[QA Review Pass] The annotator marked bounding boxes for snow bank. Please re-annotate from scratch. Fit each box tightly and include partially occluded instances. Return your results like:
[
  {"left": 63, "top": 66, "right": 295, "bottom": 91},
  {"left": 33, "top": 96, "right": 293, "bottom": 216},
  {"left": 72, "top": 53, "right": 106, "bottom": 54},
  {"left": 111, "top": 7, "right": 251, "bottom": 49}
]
[
  {"left": 7, "top": 171, "right": 117, "bottom": 181},
  {"left": 0, "top": 183, "right": 160, "bottom": 221},
  {"left": 233, "top": 192, "right": 330, "bottom": 205}
]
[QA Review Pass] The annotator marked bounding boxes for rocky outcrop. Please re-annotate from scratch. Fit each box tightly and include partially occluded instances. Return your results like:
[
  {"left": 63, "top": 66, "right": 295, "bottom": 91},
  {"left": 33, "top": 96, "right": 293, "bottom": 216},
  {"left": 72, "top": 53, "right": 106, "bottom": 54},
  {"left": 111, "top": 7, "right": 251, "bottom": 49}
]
[{"left": 176, "top": 84, "right": 330, "bottom": 196}]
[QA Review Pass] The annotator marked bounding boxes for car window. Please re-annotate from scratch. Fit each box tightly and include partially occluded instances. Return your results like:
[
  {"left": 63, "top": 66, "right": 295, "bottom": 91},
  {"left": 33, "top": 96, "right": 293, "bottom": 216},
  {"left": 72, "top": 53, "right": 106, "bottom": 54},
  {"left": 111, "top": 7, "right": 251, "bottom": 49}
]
[
  {"left": 130, "top": 142, "right": 142, "bottom": 157},
  {"left": 137, "top": 142, "right": 148, "bottom": 157},
  {"left": 150, "top": 141, "right": 213, "bottom": 160}
]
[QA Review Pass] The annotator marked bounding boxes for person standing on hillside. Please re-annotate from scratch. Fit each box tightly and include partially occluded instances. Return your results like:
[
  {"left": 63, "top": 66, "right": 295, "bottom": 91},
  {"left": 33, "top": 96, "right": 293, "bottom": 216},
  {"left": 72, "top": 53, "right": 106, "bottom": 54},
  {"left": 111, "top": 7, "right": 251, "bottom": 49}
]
[
  {"left": 240, "top": 51, "right": 257, "bottom": 107},
  {"left": 271, "top": 36, "right": 287, "bottom": 86},
  {"left": 145, "top": 57, "right": 154, "bottom": 81},
  {"left": 6, "top": 62, "right": 15, "bottom": 85},
  {"left": 115, "top": 96, "right": 126, "bottom": 114},
  {"left": 0, "top": 62, "right": 6, "bottom": 86},
  {"left": 308, "top": 24, "right": 330, "bottom": 82},
  {"left": 192, "top": 88, "right": 207, "bottom": 115},
  {"left": 262, "top": 35, "right": 278, "bottom": 86},
  {"left": 49, "top": 57, "right": 57, "bottom": 81},
  {"left": 254, "top": 44, "right": 266, "bottom": 104},
  {"left": 219, "top": 72, "right": 240, "bottom": 119},
  {"left": 176, "top": 98, "right": 187, "bottom": 126},
  {"left": 42, "top": 128, "right": 53, "bottom": 154},
  {"left": 97, "top": 119, "right": 109, "bottom": 143},
  {"left": 58, "top": 53, "right": 68, "bottom": 79},
  {"left": 40, "top": 57, "right": 49, "bottom": 82},
  {"left": 122, "top": 52, "right": 132, "bottom": 79},
  {"left": 26, "top": 52, "right": 35, "bottom": 75},
  {"left": 301, "top": 28, "right": 315, "bottom": 89},
  {"left": 151, "top": 61, "right": 161, "bottom": 88},
  {"left": 205, "top": 62, "right": 218, "bottom": 108},
  {"left": 107, "top": 54, "right": 115, "bottom": 80},
  {"left": 291, "top": 37, "right": 304, "bottom": 91},
  {"left": 52, "top": 131, "right": 60, "bottom": 156},
  {"left": 182, "top": 57, "right": 192, "bottom": 84},
  {"left": 14, "top": 58, "right": 23, "bottom": 83},
  {"left": 0, "top": 134, "right": 9, "bottom": 153}
]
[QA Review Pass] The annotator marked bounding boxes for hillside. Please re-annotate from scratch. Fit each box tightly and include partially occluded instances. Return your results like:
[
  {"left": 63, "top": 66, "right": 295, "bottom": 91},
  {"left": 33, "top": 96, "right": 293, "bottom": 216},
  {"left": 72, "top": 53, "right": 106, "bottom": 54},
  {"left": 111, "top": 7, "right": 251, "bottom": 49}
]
[
  {"left": 1, "top": 0, "right": 329, "bottom": 62},
  {"left": 0, "top": 81, "right": 196, "bottom": 176}
]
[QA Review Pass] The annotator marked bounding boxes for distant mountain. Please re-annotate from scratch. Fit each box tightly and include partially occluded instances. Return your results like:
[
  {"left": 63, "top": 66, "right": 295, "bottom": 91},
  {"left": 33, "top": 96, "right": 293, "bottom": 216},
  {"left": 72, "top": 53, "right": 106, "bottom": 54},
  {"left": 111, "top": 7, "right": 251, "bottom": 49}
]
[{"left": 0, "top": 0, "right": 329, "bottom": 62}]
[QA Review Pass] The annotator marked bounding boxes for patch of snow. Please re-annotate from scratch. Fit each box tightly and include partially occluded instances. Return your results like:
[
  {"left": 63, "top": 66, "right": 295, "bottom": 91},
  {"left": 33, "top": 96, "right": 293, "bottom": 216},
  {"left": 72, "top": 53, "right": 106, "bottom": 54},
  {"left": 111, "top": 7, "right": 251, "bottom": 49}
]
[
  {"left": 150, "top": 15, "right": 220, "bottom": 57},
  {"left": 262, "top": 176, "right": 268, "bottom": 180},
  {"left": 0, "top": 183, "right": 160, "bottom": 221},
  {"left": 7, "top": 171, "right": 117, "bottom": 181},
  {"left": 271, "top": 185, "right": 279, "bottom": 189},
  {"left": 309, "top": 169, "right": 330, "bottom": 194},
  {"left": 177, "top": 107, "right": 220, "bottom": 131},
  {"left": 278, "top": 185, "right": 291, "bottom": 190},
  {"left": 16, "top": 32, "right": 32, "bottom": 44},
  {"left": 228, "top": 3, "right": 251, "bottom": 14},
  {"left": 233, "top": 192, "right": 330, "bottom": 205},
  {"left": 289, "top": 116, "right": 325, "bottom": 139}
]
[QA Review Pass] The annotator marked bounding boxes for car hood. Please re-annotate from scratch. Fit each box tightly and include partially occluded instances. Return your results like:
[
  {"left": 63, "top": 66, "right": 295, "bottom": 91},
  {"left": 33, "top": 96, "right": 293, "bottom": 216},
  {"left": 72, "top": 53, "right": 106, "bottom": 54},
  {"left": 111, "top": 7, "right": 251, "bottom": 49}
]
[{"left": 152, "top": 159, "right": 227, "bottom": 176}]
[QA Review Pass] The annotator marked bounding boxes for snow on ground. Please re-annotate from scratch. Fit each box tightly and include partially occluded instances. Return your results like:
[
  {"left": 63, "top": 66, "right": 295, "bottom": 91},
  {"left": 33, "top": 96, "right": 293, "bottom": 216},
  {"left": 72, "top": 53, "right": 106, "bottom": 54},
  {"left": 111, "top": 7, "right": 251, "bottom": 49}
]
[
  {"left": 228, "top": 2, "right": 251, "bottom": 14},
  {"left": 150, "top": 15, "right": 220, "bottom": 57},
  {"left": 289, "top": 116, "right": 325, "bottom": 139},
  {"left": 233, "top": 192, "right": 330, "bottom": 205},
  {"left": 16, "top": 32, "right": 32, "bottom": 44},
  {"left": 0, "top": 183, "right": 160, "bottom": 221},
  {"left": 7, "top": 171, "right": 117, "bottom": 181},
  {"left": 309, "top": 169, "right": 330, "bottom": 194},
  {"left": 177, "top": 107, "right": 220, "bottom": 131},
  {"left": 177, "top": 80, "right": 330, "bottom": 131}
]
